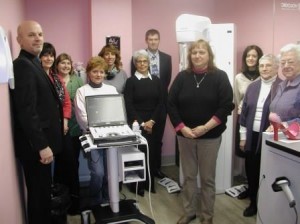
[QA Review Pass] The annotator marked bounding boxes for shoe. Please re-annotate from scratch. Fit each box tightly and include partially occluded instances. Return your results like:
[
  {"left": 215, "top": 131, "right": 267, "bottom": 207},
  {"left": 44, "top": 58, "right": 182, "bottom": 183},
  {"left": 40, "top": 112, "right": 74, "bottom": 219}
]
[
  {"left": 202, "top": 221, "right": 213, "bottom": 224},
  {"left": 67, "top": 195, "right": 80, "bottom": 215},
  {"left": 138, "top": 188, "right": 145, "bottom": 197},
  {"left": 201, "top": 218, "right": 213, "bottom": 224},
  {"left": 237, "top": 190, "right": 249, "bottom": 200},
  {"left": 154, "top": 170, "right": 167, "bottom": 179},
  {"left": 269, "top": 113, "right": 300, "bottom": 140},
  {"left": 243, "top": 204, "right": 257, "bottom": 217},
  {"left": 177, "top": 214, "right": 196, "bottom": 224},
  {"left": 127, "top": 183, "right": 144, "bottom": 197}
]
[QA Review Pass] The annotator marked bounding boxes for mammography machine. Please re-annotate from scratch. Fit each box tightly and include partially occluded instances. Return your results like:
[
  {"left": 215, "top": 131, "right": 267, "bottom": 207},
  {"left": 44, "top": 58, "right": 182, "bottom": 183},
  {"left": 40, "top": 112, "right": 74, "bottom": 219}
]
[{"left": 176, "top": 14, "right": 236, "bottom": 193}]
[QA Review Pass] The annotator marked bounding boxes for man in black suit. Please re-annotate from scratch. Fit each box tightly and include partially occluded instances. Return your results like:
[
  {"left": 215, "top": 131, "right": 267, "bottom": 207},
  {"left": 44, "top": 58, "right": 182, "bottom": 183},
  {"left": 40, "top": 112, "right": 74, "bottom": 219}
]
[
  {"left": 10, "top": 20, "right": 63, "bottom": 224},
  {"left": 131, "top": 29, "right": 172, "bottom": 178}
]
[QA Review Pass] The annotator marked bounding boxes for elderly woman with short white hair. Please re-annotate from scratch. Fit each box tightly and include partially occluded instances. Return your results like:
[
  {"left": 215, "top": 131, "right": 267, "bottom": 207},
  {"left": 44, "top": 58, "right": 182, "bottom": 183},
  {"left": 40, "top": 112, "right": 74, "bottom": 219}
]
[
  {"left": 124, "top": 49, "right": 163, "bottom": 196},
  {"left": 270, "top": 43, "right": 300, "bottom": 122},
  {"left": 240, "top": 54, "right": 282, "bottom": 217}
]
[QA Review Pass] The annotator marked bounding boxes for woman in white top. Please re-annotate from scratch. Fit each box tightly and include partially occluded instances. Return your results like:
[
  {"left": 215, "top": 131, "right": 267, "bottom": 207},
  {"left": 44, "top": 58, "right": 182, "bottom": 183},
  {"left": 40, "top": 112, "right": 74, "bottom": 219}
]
[
  {"left": 234, "top": 45, "right": 263, "bottom": 158},
  {"left": 74, "top": 56, "right": 118, "bottom": 207},
  {"left": 239, "top": 54, "right": 281, "bottom": 216}
]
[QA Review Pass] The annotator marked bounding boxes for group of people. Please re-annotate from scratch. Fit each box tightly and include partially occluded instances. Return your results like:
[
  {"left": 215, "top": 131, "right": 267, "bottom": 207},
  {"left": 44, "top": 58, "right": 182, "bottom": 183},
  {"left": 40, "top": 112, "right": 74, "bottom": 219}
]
[
  {"left": 9, "top": 19, "right": 300, "bottom": 224},
  {"left": 10, "top": 20, "right": 172, "bottom": 224},
  {"left": 234, "top": 43, "right": 300, "bottom": 220}
]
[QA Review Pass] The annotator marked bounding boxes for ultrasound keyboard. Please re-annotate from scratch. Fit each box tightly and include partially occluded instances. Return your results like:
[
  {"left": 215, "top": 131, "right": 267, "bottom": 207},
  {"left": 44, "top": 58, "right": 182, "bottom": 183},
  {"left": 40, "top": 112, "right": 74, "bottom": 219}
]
[{"left": 89, "top": 125, "right": 137, "bottom": 145}]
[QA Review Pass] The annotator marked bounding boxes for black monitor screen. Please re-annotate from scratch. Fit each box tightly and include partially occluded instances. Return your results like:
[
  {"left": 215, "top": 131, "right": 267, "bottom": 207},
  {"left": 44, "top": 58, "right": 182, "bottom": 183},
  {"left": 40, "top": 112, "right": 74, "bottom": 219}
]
[{"left": 86, "top": 94, "right": 127, "bottom": 127}]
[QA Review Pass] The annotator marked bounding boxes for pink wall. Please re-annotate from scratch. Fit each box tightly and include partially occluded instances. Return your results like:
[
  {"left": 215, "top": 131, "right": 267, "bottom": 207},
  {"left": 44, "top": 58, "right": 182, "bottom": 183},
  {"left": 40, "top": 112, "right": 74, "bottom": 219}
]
[
  {"left": 24, "top": 0, "right": 91, "bottom": 64},
  {"left": 0, "top": 0, "right": 25, "bottom": 57},
  {"left": 91, "top": 0, "right": 133, "bottom": 74},
  {"left": 0, "top": 0, "right": 26, "bottom": 222},
  {"left": 273, "top": 0, "right": 300, "bottom": 51},
  {"left": 0, "top": 85, "right": 24, "bottom": 224}
]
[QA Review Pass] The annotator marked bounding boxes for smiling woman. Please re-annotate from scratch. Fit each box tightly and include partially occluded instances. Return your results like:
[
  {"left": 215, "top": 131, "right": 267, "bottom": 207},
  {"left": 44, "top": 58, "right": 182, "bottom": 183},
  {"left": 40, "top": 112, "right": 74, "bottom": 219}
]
[
  {"left": 239, "top": 54, "right": 282, "bottom": 217},
  {"left": 133, "top": 49, "right": 150, "bottom": 76},
  {"left": 124, "top": 49, "right": 163, "bottom": 196},
  {"left": 167, "top": 39, "right": 234, "bottom": 224},
  {"left": 98, "top": 44, "right": 128, "bottom": 93},
  {"left": 52, "top": 52, "right": 84, "bottom": 215},
  {"left": 269, "top": 43, "right": 300, "bottom": 122},
  {"left": 74, "top": 56, "right": 118, "bottom": 208}
]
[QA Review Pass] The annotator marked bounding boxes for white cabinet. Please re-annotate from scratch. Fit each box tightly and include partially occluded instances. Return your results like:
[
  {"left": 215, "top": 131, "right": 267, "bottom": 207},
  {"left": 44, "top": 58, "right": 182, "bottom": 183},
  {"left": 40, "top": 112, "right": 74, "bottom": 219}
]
[
  {"left": 257, "top": 133, "right": 300, "bottom": 224},
  {"left": 118, "top": 147, "right": 146, "bottom": 183}
]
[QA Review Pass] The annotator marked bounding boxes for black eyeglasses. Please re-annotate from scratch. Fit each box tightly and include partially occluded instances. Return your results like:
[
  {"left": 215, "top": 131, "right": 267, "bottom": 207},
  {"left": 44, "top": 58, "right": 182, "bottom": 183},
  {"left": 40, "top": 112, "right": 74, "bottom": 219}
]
[{"left": 136, "top": 60, "right": 149, "bottom": 64}]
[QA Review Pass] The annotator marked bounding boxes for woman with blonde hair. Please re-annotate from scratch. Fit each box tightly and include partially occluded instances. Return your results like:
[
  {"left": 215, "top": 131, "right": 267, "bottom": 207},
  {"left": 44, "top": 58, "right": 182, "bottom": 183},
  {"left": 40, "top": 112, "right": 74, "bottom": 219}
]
[
  {"left": 75, "top": 56, "right": 118, "bottom": 206},
  {"left": 168, "top": 39, "right": 234, "bottom": 224}
]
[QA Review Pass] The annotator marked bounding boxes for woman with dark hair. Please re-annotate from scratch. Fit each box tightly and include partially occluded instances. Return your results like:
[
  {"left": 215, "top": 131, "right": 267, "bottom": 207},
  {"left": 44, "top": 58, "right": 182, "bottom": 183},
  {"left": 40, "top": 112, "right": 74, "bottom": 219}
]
[
  {"left": 53, "top": 53, "right": 84, "bottom": 214},
  {"left": 168, "top": 39, "right": 234, "bottom": 224},
  {"left": 233, "top": 45, "right": 263, "bottom": 199},
  {"left": 40, "top": 43, "right": 71, "bottom": 135},
  {"left": 98, "top": 44, "right": 127, "bottom": 93}
]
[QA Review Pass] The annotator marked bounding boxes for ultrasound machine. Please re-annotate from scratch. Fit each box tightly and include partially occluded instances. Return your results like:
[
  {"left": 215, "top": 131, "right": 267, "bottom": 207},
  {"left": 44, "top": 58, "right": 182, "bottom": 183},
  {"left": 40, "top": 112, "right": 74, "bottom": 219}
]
[{"left": 79, "top": 94, "right": 155, "bottom": 224}]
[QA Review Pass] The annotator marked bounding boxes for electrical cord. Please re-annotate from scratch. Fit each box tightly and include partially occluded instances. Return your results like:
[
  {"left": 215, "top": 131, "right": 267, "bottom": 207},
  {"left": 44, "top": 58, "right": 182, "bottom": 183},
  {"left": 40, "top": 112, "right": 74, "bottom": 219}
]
[
  {"left": 136, "top": 132, "right": 156, "bottom": 221},
  {"left": 293, "top": 206, "right": 298, "bottom": 224},
  {"left": 257, "top": 174, "right": 266, "bottom": 224},
  {"left": 257, "top": 174, "right": 299, "bottom": 224}
]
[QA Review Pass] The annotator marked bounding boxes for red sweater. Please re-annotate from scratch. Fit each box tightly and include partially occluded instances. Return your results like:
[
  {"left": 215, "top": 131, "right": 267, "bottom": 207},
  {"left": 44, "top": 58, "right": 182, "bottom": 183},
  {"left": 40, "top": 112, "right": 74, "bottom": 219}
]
[{"left": 48, "top": 73, "right": 71, "bottom": 119}]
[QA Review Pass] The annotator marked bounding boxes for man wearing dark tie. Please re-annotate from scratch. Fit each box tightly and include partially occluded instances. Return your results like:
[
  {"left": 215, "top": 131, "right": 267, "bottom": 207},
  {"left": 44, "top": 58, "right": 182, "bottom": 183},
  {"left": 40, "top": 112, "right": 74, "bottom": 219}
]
[{"left": 131, "top": 29, "right": 172, "bottom": 178}]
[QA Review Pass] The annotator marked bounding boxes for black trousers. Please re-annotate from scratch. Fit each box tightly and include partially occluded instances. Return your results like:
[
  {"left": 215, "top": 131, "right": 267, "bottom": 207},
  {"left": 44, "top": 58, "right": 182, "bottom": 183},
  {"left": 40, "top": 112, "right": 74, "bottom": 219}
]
[
  {"left": 54, "top": 133, "right": 81, "bottom": 201},
  {"left": 153, "top": 108, "right": 167, "bottom": 170},
  {"left": 20, "top": 159, "right": 52, "bottom": 224},
  {"left": 235, "top": 115, "right": 246, "bottom": 158},
  {"left": 245, "top": 131, "right": 261, "bottom": 204}
]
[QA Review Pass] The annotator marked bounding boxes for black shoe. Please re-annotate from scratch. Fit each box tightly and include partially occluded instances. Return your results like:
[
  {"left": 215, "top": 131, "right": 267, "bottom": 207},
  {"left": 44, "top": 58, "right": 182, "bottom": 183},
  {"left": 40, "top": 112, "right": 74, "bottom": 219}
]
[
  {"left": 177, "top": 214, "right": 196, "bottom": 224},
  {"left": 243, "top": 204, "right": 257, "bottom": 217},
  {"left": 145, "top": 186, "right": 156, "bottom": 193},
  {"left": 154, "top": 170, "right": 167, "bottom": 179},
  {"left": 237, "top": 189, "right": 249, "bottom": 199},
  {"left": 138, "top": 188, "right": 145, "bottom": 197},
  {"left": 67, "top": 196, "right": 80, "bottom": 215},
  {"left": 127, "top": 183, "right": 145, "bottom": 197},
  {"left": 151, "top": 188, "right": 156, "bottom": 194}
]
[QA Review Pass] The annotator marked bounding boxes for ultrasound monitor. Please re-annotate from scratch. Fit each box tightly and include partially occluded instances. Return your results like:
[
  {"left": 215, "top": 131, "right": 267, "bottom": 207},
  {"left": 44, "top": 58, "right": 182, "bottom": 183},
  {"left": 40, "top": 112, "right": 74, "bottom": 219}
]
[{"left": 85, "top": 94, "right": 127, "bottom": 127}]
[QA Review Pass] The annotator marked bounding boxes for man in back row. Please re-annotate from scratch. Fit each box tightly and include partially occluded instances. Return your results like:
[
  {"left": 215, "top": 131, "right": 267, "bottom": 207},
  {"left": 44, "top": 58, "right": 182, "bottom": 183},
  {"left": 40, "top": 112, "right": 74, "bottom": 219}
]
[{"left": 131, "top": 29, "right": 172, "bottom": 178}]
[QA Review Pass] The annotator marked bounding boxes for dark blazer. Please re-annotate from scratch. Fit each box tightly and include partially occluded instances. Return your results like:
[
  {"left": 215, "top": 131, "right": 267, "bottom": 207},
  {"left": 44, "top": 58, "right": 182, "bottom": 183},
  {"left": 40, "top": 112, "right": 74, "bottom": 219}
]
[
  {"left": 240, "top": 77, "right": 282, "bottom": 153},
  {"left": 10, "top": 50, "right": 63, "bottom": 160}
]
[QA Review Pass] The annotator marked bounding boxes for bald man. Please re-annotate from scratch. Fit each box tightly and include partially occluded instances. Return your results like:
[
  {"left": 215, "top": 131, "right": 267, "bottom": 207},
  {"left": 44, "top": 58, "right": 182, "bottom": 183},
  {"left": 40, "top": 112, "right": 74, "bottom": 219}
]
[{"left": 10, "top": 20, "right": 63, "bottom": 224}]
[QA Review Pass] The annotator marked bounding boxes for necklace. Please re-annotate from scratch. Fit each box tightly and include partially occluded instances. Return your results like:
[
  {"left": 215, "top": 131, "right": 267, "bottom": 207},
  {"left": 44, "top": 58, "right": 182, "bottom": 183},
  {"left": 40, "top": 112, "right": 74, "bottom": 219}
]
[
  {"left": 194, "top": 73, "right": 207, "bottom": 88},
  {"left": 244, "top": 71, "right": 259, "bottom": 81}
]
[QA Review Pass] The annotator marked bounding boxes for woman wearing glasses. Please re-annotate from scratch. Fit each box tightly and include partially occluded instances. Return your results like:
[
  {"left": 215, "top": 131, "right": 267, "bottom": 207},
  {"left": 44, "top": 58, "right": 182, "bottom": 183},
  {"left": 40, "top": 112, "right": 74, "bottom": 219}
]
[
  {"left": 124, "top": 49, "right": 163, "bottom": 196},
  {"left": 270, "top": 43, "right": 300, "bottom": 122}
]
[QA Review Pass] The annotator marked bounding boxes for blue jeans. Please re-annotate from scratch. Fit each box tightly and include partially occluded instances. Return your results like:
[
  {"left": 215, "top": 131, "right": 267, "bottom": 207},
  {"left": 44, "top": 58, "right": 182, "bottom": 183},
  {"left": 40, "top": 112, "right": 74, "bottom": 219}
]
[{"left": 87, "top": 149, "right": 108, "bottom": 206}]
